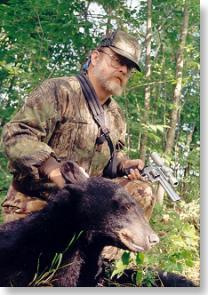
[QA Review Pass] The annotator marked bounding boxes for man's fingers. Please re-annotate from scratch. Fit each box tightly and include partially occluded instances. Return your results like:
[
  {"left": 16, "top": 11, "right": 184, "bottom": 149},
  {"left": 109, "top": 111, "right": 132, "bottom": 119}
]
[
  {"left": 133, "top": 159, "right": 144, "bottom": 170},
  {"left": 124, "top": 159, "right": 144, "bottom": 170},
  {"left": 127, "top": 168, "right": 144, "bottom": 180},
  {"left": 50, "top": 175, "right": 65, "bottom": 189},
  {"left": 48, "top": 168, "right": 65, "bottom": 188},
  {"left": 137, "top": 159, "right": 145, "bottom": 170}
]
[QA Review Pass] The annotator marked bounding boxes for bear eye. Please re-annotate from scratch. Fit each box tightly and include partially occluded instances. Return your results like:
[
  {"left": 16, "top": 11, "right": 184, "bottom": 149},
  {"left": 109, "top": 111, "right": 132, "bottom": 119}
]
[
  {"left": 112, "top": 200, "right": 120, "bottom": 211},
  {"left": 121, "top": 204, "right": 131, "bottom": 211},
  {"left": 125, "top": 204, "right": 131, "bottom": 210}
]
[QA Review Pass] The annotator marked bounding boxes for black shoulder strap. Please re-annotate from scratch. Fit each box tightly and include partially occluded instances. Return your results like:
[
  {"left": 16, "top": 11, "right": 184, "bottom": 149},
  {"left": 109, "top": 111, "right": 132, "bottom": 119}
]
[
  {"left": 76, "top": 74, "right": 114, "bottom": 154},
  {"left": 76, "top": 73, "right": 117, "bottom": 178}
]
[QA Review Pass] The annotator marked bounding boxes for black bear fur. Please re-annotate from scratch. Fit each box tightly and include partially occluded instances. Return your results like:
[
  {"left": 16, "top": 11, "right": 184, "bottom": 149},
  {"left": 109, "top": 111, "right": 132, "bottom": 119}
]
[
  {"left": 0, "top": 162, "right": 158, "bottom": 286},
  {"left": 0, "top": 161, "right": 196, "bottom": 287}
]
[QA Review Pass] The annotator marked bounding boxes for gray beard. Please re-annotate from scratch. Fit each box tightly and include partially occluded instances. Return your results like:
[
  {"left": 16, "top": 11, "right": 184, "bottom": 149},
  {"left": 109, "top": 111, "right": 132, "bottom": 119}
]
[
  {"left": 93, "top": 67, "right": 124, "bottom": 96},
  {"left": 102, "top": 79, "right": 123, "bottom": 96}
]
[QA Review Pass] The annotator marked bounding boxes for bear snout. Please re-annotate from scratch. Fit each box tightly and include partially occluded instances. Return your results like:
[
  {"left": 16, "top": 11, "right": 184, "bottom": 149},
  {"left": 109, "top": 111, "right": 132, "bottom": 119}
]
[{"left": 147, "top": 233, "right": 160, "bottom": 248}]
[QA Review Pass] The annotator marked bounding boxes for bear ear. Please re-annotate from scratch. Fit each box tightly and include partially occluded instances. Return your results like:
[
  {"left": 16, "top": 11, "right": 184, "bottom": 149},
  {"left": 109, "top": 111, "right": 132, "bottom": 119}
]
[
  {"left": 60, "top": 161, "right": 89, "bottom": 184},
  {"left": 64, "top": 183, "right": 86, "bottom": 196}
]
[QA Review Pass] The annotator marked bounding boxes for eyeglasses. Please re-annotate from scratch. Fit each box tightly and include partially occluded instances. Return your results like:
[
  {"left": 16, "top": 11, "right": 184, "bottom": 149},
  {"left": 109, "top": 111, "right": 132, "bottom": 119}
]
[{"left": 98, "top": 49, "right": 136, "bottom": 74}]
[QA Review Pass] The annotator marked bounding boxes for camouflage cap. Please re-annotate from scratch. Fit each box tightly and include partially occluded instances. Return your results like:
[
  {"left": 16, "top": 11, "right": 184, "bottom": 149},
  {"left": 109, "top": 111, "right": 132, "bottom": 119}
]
[{"left": 100, "top": 30, "right": 141, "bottom": 71}]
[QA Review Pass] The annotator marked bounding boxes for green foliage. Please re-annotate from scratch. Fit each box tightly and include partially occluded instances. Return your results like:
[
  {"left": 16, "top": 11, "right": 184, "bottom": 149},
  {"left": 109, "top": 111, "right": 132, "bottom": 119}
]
[
  {"left": 149, "top": 202, "right": 200, "bottom": 270},
  {"left": 29, "top": 231, "right": 83, "bottom": 286},
  {"left": 109, "top": 200, "right": 200, "bottom": 286},
  {"left": 111, "top": 251, "right": 131, "bottom": 278},
  {"left": 29, "top": 252, "right": 64, "bottom": 287},
  {"left": 0, "top": 0, "right": 100, "bottom": 120},
  {"left": 0, "top": 149, "right": 11, "bottom": 222}
]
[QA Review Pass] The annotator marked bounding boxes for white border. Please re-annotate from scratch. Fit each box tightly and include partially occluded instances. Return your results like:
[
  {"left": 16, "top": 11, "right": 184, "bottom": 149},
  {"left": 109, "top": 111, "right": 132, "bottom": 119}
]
[{"left": 0, "top": 0, "right": 205, "bottom": 294}]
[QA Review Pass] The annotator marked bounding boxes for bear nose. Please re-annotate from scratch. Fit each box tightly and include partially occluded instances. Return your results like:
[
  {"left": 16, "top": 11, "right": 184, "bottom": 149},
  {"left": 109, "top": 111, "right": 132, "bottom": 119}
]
[{"left": 148, "top": 233, "right": 160, "bottom": 245}]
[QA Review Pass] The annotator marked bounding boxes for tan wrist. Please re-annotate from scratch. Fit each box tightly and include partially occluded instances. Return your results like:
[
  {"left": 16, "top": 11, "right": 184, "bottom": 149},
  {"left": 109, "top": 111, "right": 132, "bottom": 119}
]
[
  {"left": 49, "top": 168, "right": 62, "bottom": 179},
  {"left": 40, "top": 157, "right": 60, "bottom": 176}
]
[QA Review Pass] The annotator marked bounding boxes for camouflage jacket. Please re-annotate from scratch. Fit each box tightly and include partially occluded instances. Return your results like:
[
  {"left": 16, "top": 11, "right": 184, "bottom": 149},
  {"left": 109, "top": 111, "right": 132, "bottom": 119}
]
[{"left": 2, "top": 76, "right": 127, "bottom": 198}]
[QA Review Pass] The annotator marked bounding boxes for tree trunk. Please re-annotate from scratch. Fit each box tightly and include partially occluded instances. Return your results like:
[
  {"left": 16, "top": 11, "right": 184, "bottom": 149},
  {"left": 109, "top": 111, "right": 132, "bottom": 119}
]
[
  {"left": 139, "top": 0, "right": 152, "bottom": 162},
  {"left": 105, "top": 7, "right": 112, "bottom": 35},
  {"left": 157, "top": 0, "right": 190, "bottom": 204},
  {"left": 181, "top": 124, "right": 195, "bottom": 193},
  {"left": 165, "top": 0, "right": 189, "bottom": 154}
]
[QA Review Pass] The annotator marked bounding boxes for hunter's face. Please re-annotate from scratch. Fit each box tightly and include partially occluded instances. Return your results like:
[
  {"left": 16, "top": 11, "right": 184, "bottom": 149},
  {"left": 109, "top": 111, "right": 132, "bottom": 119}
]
[{"left": 92, "top": 48, "right": 132, "bottom": 96}]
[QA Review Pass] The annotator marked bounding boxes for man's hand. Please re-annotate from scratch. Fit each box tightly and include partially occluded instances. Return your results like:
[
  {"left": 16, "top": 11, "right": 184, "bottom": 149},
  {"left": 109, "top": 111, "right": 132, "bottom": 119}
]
[
  {"left": 118, "top": 159, "right": 145, "bottom": 180},
  {"left": 40, "top": 157, "right": 65, "bottom": 189},
  {"left": 48, "top": 168, "right": 65, "bottom": 189}
]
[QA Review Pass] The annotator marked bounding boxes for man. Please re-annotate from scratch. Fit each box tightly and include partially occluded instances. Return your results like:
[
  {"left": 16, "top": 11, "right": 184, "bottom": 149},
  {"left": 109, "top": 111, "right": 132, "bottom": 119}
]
[{"left": 1, "top": 30, "right": 155, "bottom": 225}]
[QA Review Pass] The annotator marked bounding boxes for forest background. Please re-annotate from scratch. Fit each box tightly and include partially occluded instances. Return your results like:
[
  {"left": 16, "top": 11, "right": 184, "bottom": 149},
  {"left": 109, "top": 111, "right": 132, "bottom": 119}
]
[{"left": 0, "top": 0, "right": 200, "bottom": 286}]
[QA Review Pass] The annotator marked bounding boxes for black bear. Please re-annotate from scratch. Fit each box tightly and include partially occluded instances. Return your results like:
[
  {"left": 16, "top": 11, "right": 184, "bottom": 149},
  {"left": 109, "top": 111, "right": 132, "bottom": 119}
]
[{"left": 0, "top": 161, "right": 159, "bottom": 287}]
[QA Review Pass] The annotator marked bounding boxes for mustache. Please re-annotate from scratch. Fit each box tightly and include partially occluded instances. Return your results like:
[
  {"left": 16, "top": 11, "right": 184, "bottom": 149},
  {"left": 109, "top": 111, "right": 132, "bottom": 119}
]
[{"left": 113, "top": 73, "right": 127, "bottom": 85}]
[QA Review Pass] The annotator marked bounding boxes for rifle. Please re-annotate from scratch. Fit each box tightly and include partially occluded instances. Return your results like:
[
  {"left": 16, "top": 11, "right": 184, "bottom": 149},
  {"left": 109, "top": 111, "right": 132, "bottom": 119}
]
[{"left": 141, "top": 152, "right": 180, "bottom": 202}]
